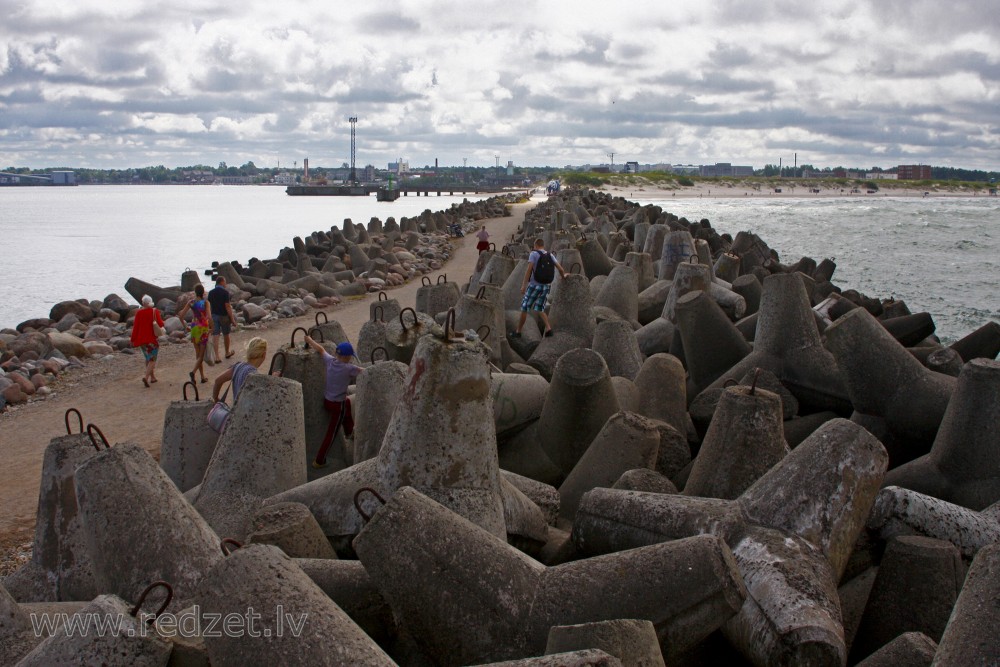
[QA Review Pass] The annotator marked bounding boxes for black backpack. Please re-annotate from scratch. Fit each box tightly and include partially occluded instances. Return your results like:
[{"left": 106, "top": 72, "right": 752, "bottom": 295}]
[{"left": 533, "top": 251, "right": 556, "bottom": 284}]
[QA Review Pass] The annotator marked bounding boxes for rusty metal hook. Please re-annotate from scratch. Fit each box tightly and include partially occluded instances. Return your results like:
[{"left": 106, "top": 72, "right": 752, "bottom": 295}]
[
  {"left": 689, "top": 255, "right": 699, "bottom": 263},
  {"left": 477, "top": 325, "right": 491, "bottom": 341},
  {"left": 182, "top": 381, "right": 199, "bottom": 402},
  {"left": 370, "top": 346, "right": 388, "bottom": 364},
  {"left": 220, "top": 538, "right": 243, "bottom": 556},
  {"left": 475, "top": 286, "right": 487, "bottom": 300},
  {"left": 308, "top": 327, "right": 325, "bottom": 343},
  {"left": 268, "top": 351, "right": 287, "bottom": 376},
  {"left": 488, "top": 242, "right": 496, "bottom": 251},
  {"left": 750, "top": 368, "right": 761, "bottom": 395},
  {"left": 437, "top": 274, "right": 448, "bottom": 285},
  {"left": 372, "top": 305, "right": 385, "bottom": 323},
  {"left": 353, "top": 487, "right": 387, "bottom": 523},
  {"left": 378, "top": 291, "right": 389, "bottom": 302},
  {"left": 86, "top": 424, "right": 110, "bottom": 452},
  {"left": 399, "top": 307, "right": 417, "bottom": 332},
  {"left": 130, "top": 581, "right": 173, "bottom": 624},
  {"left": 443, "top": 308, "right": 457, "bottom": 340},
  {"left": 570, "top": 262, "right": 582, "bottom": 275},
  {"left": 421, "top": 276, "right": 432, "bottom": 286},
  {"left": 315, "top": 311, "right": 329, "bottom": 325},
  {"left": 723, "top": 378, "right": 740, "bottom": 388},
  {"left": 291, "top": 327, "right": 309, "bottom": 349},
  {"left": 65, "top": 408, "right": 83, "bottom": 435}
]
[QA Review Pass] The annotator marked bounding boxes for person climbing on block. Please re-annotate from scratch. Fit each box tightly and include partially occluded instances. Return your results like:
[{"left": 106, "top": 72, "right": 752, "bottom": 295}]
[{"left": 305, "top": 335, "right": 364, "bottom": 468}]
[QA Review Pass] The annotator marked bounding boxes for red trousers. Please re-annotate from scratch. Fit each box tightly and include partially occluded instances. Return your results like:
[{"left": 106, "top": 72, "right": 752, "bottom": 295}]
[{"left": 315, "top": 398, "right": 353, "bottom": 465}]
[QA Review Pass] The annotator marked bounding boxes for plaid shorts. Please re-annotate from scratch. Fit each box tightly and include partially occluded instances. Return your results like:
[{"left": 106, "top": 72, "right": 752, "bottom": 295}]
[{"left": 520, "top": 283, "right": 551, "bottom": 312}]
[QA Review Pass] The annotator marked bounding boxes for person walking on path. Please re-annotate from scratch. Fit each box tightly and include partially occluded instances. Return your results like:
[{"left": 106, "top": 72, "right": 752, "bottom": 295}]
[
  {"left": 208, "top": 275, "right": 238, "bottom": 362},
  {"left": 175, "top": 284, "right": 212, "bottom": 384},
  {"left": 475, "top": 225, "right": 490, "bottom": 254},
  {"left": 511, "top": 237, "right": 567, "bottom": 339},
  {"left": 130, "top": 295, "right": 165, "bottom": 388},
  {"left": 211, "top": 337, "right": 269, "bottom": 404},
  {"left": 304, "top": 335, "right": 364, "bottom": 469}
]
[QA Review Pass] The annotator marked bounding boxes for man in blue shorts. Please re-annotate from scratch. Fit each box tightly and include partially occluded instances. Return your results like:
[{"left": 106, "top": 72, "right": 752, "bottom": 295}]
[
  {"left": 208, "top": 275, "right": 238, "bottom": 360},
  {"left": 511, "top": 237, "right": 567, "bottom": 339}
]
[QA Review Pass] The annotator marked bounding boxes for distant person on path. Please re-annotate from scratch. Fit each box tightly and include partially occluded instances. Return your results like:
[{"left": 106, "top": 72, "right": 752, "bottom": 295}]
[
  {"left": 212, "top": 337, "right": 268, "bottom": 405},
  {"left": 511, "top": 237, "right": 567, "bottom": 339},
  {"left": 130, "top": 294, "right": 165, "bottom": 388},
  {"left": 305, "top": 335, "right": 363, "bottom": 469},
  {"left": 175, "top": 284, "right": 211, "bottom": 384},
  {"left": 475, "top": 225, "right": 490, "bottom": 254},
  {"left": 208, "top": 275, "right": 238, "bottom": 362}
]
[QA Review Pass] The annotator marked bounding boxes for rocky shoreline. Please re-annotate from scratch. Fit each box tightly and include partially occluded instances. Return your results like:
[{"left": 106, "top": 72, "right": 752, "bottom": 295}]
[{"left": 0, "top": 194, "right": 521, "bottom": 413}]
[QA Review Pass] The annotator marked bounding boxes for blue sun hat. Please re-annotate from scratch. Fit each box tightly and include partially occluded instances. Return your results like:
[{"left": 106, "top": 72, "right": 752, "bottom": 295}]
[{"left": 335, "top": 342, "right": 355, "bottom": 357}]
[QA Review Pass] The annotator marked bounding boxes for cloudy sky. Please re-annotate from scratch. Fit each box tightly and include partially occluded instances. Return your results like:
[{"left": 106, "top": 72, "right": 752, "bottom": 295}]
[{"left": 1, "top": 0, "right": 997, "bottom": 171}]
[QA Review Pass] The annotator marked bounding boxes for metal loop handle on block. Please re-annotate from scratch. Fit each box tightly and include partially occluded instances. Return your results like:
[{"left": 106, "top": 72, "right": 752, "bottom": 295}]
[
  {"left": 268, "top": 351, "right": 287, "bottom": 377},
  {"left": 476, "top": 286, "right": 487, "bottom": 300},
  {"left": 378, "top": 291, "right": 389, "bottom": 302},
  {"left": 750, "top": 368, "right": 761, "bottom": 395},
  {"left": 65, "top": 408, "right": 83, "bottom": 435},
  {"left": 315, "top": 311, "right": 329, "bottom": 325},
  {"left": 477, "top": 325, "right": 491, "bottom": 341},
  {"left": 421, "top": 276, "right": 432, "bottom": 286},
  {"left": 372, "top": 305, "right": 384, "bottom": 323},
  {"left": 353, "top": 487, "right": 387, "bottom": 523},
  {"left": 442, "top": 308, "right": 457, "bottom": 340},
  {"left": 291, "top": 327, "right": 309, "bottom": 348},
  {"left": 437, "top": 274, "right": 448, "bottom": 285},
  {"left": 182, "top": 381, "right": 199, "bottom": 402},
  {"left": 308, "top": 327, "right": 325, "bottom": 343},
  {"left": 570, "top": 263, "right": 582, "bottom": 275},
  {"left": 130, "top": 581, "right": 173, "bottom": 624},
  {"left": 86, "top": 424, "right": 111, "bottom": 452},
  {"left": 220, "top": 538, "right": 243, "bottom": 556},
  {"left": 689, "top": 255, "right": 699, "bottom": 263},
  {"left": 488, "top": 242, "right": 496, "bottom": 251},
  {"left": 370, "top": 347, "right": 388, "bottom": 364},
  {"left": 399, "top": 307, "right": 417, "bottom": 332},
  {"left": 723, "top": 378, "right": 740, "bottom": 388}
]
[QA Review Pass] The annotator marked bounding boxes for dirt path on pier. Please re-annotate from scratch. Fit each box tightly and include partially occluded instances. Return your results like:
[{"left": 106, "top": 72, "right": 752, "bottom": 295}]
[{"left": 0, "top": 201, "right": 534, "bottom": 573}]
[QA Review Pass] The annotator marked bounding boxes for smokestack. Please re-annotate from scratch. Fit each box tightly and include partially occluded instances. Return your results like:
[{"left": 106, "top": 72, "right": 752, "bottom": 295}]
[{"left": 304, "top": 158, "right": 309, "bottom": 183}]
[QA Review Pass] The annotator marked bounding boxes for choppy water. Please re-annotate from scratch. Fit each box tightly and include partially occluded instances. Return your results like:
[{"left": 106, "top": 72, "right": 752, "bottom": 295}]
[
  {"left": 632, "top": 195, "right": 999, "bottom": 343},
  {"left": 1, "top": 187, "right": 997, "bottom": 343}
]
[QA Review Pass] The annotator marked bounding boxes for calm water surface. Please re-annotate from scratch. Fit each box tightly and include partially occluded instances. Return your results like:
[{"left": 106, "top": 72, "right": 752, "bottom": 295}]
[{"left": 1, "top": 187, "right": 997, "bottom": 343}]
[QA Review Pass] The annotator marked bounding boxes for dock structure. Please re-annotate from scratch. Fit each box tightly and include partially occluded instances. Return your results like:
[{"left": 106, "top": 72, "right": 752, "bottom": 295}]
[{"left": 286, "top": 184, "right": 518, "bottom": 197}]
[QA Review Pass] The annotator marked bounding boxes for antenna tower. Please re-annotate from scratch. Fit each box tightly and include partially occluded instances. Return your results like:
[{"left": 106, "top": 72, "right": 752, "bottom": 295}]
[{"left": 349, "top": 116, "right": 358, "bottom": 184}]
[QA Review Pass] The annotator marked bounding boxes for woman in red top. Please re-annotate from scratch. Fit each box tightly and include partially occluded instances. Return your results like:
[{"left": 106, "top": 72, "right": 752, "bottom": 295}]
[{"left": 130, "top": 294, "right": 165, "bottom": 388}]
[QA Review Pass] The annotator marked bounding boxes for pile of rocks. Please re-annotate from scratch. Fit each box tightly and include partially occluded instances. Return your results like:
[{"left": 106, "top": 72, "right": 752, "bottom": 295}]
[
  {"left": 3, "top": 187, "right": 999, "bottom": 666},
  {"left": 0, "top": 196, "right": 517, "bottom": 413}
]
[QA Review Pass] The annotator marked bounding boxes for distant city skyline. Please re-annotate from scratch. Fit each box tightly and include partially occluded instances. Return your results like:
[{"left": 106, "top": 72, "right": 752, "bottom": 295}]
[{"left": 2, "top": 1, "right": 997, "bottom": 171}]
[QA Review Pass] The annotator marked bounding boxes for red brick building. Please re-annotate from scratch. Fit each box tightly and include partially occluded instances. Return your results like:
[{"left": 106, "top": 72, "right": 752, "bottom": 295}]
[{"left": 896, "top": 164, "right": 932, "bottom": 180}]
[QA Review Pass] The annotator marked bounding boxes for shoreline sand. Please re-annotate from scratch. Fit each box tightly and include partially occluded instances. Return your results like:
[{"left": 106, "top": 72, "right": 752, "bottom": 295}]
[{"left": 598, "top": 180, "right": 995, "bottom": 199}]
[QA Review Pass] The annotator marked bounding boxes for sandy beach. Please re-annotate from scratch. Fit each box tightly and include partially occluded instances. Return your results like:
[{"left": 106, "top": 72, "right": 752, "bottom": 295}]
[
  {"left": 600, "top": 178, "right": 994, "bottom": 199},
  {"left": 0, "top": 201, "right": 533, "bottom": 571}
]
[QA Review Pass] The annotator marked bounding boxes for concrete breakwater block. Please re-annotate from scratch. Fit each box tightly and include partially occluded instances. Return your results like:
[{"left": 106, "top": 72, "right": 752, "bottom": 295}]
[
  {"left": 247, "top": 502, "right": 338, "bottom": 560},
  {"left": 882, "top": 358, "right": 1000, "bottom": 510},
  {"left": 0, "top": 582, "right": 42, "bottom": 665},
  {"left": 75, "top": 442, "right": 222, "bottom": 612},
  {"left": 197, "top": 543, "right": 395, "bottom": 666},
  {"left": 278, "top": 336, "right": 337, "bottom": 476},
  {"left": 932, "top": 542, "right": 1000, "bottom": 666},
  {"left": 545, "top": 619, "right": 666, "bottom": 667},
  {"left": 351, "top": 358, "right": 409, "bottom": 464},
  {"left": 295, "top": 558, "right": 396, "bottom": 647},
  {"left": 354, "top": 486, "right": 746, "bottom": 666},
  {"left": 473, "top": 649, "right": 623, "bottom": 666},
  {"left": 192, "top": 373, "right": 306, "bottom": 541},
  {"left": 573, "top": 418, "right": 888, "bottom": 666},
  {"left": 3, "top": 432, "right": 101, "bottom": 603},
  {"left": 15, "top": 592, "right": 173, "bottom": 666},
  {"left": 160, "top": 388, "right": 218, "bottom": 493},
  {"left": 854, "top": 632, "right": 937, "bottom": 667}
]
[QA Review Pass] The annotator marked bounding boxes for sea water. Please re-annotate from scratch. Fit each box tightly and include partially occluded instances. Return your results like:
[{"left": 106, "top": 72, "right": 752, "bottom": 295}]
[{"left": 1, "top": 186, "right": 997, "bottom": 343}]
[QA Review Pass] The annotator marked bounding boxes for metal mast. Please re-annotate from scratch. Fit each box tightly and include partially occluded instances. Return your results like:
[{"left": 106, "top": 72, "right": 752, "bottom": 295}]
[{"left": 349, "top": 116, "right": 358, "bottom": 184}]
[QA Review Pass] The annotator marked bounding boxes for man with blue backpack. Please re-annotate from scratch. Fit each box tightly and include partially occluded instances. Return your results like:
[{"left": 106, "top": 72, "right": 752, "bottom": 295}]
[{"left": 511, "top": 237, "right": 568, "bottom": 339}]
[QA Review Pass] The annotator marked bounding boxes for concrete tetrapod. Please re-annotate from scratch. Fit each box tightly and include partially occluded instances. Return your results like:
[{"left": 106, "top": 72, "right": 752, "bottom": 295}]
[
  {"left": 700, "top": 272, "right": 851, "bottom": 415},
  {"left": 631, "top": 353, "right": 688, "bottom": 437},
  {"left": 196, "top": 543, "right": 395, "bottom": 667},
  {"left": 473, "top": 649, "right": 623, "bottom": 665},
  {"left": 15, "top": 592, "right": 172, "bottom": 666},
  {"left": 882, "top": 358, "right": 1000, "bottom": 510},
  {"left": 659, "top": 230, "right": 697, "bottom": 281},
  {"left": 192, "top": 373, "right": 306, "bottom": 541},
  {"left": 848, "top": 536, "right": 963, "bottom": 662},
  {"left": 673, "top": 290, "right": 752, "bottom": 399},
  {"left": 545, "top": 619, "right": 666, "bottom": 667},
  {"left": 866, "top": 486, "right": 1000, "bottom": 559},
  {"left": 853, "top": 632, "right": 937, "bottom": 667},
  {"left": 247, "top": 501, "right": 338, "bottom": 559},
  {"left": 159, "top": 385, "right": 218, "bottom": 492},
  {"left": 592, "top": 320, "right": 644, "bottom": 380},
  {"left": 529, "top": 274, "right": 596, "bottom": 379},
  {"left": 353, "top": 486, "right": 746, "bottom": 666},
  {"left": 932, "top": 542, "right": 1000, "bottom": 666},
  {"left": 351, "top": 359, "right": 409, "bottom": 464},
  {"left": 824, "top": 306, "right": 956, "bottom": 462},
  {"left": 684, "top": 385, "right": 789, "bottom": 500},
  {"left": 0, "top": 582, "right": 41, "bottom": 664},
  {"left": 271, "top": 333, "right": 543, "bottom": 548},
  {"left": 537, "top": 348, "right": 622, "bottom": 480},
  {"left": 625, "top": 251, "right": 656, "bottom": 293},
  {"left": 558, "top": 412, "right": 661, "bottom": 522},
  {"left": 2, "top": 432, "right": 100, "bottom": 603},
  {"left": 74, "top": 443, "right": 222, "bottom": 612},
  {"left": 594, "top": 265, "right": 640, "bottom": 324},
  {"left": 491, "top": 372, "right": 550, "bottom": 437},
  {"left": 948, "top": 319, "right": 1000, "bottom": 362},
  {"left": 295, "top": 558, "right": 397, "bottom": 647},
  {"left": 279, "top": 332, "right": 338, "bottom": 477},
  {"left": 573, "top": 418, "right": 889, "bottom": 667}
]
